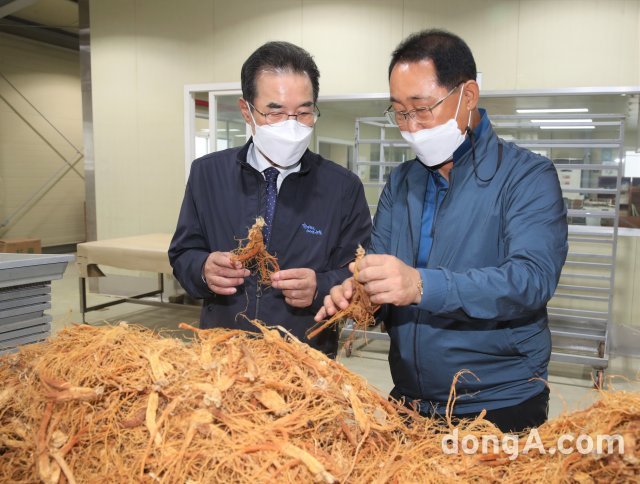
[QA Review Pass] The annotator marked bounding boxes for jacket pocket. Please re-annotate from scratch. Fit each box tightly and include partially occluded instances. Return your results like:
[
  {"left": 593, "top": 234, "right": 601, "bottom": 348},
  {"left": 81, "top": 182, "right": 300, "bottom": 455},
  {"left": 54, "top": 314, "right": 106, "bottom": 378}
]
[{"left": 507, "top": 321, "right": 551, "bottom": 377}]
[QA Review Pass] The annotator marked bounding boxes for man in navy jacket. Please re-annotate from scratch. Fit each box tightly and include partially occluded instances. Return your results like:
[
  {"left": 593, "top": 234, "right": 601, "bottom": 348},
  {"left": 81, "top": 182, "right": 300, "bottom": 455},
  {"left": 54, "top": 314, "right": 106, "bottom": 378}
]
[
  {"left": 317, "top": 30, "right": 568, "bottom": 431},
  {"left": 170, "top": 42, "right": 371, "bottom": 356}
]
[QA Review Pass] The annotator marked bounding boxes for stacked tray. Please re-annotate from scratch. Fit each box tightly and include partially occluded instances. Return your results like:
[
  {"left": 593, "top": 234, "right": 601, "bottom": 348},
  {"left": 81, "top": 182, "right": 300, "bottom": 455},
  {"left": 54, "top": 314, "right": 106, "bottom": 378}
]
[{"left": 0, "top": 253, "right": 74, "bottom": 355}]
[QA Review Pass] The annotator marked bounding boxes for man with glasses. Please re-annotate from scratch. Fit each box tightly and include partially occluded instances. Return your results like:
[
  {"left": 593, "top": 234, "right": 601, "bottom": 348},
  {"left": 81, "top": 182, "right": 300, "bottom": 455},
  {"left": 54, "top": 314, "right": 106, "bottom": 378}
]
[
  {"left": 170, "top": 41, "right": 371, "bottom": 357},
  {"left": 316, "top": 30, "right": 568, "bottom": 431}
]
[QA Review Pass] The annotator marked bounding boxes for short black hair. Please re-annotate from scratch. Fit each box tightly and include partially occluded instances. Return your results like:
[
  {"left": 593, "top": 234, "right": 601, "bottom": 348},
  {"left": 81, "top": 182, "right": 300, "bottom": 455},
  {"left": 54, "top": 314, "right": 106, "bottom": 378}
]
[
  {"left": 241, "top": 41, "right": 320, "bottom": 105},
  {"left": 388, "top": 29, "right": 477, "bottom": 90}
]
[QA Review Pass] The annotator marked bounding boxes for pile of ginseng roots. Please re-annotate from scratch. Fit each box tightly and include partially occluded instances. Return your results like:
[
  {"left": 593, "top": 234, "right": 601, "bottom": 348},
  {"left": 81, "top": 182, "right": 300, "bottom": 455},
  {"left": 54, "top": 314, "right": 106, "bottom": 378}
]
[{"left": 1, "top": 322, "right": 638, "bottom": 483}]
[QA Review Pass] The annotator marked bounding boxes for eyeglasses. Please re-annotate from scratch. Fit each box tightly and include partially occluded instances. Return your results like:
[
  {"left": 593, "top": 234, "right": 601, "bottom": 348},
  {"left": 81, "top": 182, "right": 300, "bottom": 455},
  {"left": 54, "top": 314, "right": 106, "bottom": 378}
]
[
  {"left": 384, "top": 82, "right": 463, "bottom": 127},
  {"left": 247, "top": 102, "right": 321, "bottom": 127}
]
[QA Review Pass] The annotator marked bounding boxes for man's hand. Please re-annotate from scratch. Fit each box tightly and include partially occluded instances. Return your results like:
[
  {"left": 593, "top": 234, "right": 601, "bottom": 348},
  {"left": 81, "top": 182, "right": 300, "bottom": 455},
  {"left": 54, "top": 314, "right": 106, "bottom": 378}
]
[
  {"left": 314, "top": 277, "right": 355, "bottom": 322},
  {"left": 270, "top": 268, "right": 317, "bottom": 308},
  {"left": 202, "top": 251, "right": 250, "bottom": 295},
  {"left": 355, "top": 254, "right": 422, "bottom": 306}
]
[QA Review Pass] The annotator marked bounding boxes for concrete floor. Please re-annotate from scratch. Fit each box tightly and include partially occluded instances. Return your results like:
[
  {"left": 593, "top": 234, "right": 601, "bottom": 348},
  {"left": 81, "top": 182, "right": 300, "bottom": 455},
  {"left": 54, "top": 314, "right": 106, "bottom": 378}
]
[{"left": 47, "top": 258, "right": 639, "bottom": 420}]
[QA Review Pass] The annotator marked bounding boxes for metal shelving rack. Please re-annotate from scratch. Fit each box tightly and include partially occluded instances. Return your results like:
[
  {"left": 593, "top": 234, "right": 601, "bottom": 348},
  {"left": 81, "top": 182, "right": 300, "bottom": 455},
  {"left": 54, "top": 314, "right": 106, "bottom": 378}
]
[
  {"left": 347, "top": 114, "right": 625, "bottom": 385},
  {"left": 492, "top": 113, "right": 625, "bottom": 387},
  {"left": 353, "top": 117, "right": 414, "bottom": 215}
]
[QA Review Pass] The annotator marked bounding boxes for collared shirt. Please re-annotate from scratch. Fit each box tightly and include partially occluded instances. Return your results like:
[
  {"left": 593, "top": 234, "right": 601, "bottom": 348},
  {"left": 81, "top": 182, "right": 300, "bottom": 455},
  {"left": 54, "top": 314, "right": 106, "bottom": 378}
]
[
  {"left": 247, "top": 143, "right": 301, "bottom": 192},
  {"left": 416, "top": 110, "right": 489, "bottom": 267}
]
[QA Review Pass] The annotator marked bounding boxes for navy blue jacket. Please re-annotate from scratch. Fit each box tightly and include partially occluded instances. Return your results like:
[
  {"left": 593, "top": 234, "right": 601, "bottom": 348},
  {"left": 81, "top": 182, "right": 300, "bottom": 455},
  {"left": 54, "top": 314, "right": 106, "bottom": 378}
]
[
  {"left": 371, "top": 111, "right": 568, "bottom": 414},
  {"left": 169, "top": 141, "right": 371, "bottom": 355}
]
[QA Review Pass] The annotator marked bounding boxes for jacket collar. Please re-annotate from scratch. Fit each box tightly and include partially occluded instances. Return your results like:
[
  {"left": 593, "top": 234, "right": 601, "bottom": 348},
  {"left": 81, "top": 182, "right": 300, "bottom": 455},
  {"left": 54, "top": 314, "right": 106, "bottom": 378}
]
[
  {"left": 450, "top": 109, "right": 501, "bottom": 180},
  {"left": 453, "top": 108, "right": 489, "bottom": 163}
]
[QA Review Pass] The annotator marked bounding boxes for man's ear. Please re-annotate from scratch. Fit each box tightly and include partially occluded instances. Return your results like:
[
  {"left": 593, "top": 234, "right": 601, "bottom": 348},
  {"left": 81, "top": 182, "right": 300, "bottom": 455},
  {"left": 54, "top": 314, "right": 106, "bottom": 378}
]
[
  {"left": 238, "top": 97, "right": 253, "bottom": 126},
  {"left": 462, "top": 80, "right": 480, "bottom": 111}
]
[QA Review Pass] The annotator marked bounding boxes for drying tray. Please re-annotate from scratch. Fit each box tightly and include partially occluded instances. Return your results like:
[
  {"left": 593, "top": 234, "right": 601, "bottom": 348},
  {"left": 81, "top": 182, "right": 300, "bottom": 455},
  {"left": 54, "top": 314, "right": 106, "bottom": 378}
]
[{"left": 0, "top": 253, "right": 74, "bottom": 288}]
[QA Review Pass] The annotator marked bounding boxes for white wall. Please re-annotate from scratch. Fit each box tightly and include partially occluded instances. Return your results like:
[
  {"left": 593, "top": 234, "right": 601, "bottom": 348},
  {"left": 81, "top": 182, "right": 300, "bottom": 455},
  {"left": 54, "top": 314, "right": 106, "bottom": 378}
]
[
  {"left": 89, "top": 0, "right": 640, "bottom": 239},
  {"left": 90, "top": 0, "right": 216, "bottom": 238},
  {"left": 0, "top": 33, "right": 84, "bottom": 246}
]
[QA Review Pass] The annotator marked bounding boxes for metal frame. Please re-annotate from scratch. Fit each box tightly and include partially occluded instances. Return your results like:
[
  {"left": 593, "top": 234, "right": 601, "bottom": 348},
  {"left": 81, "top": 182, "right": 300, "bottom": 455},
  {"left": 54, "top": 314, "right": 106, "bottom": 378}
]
[
  {"left": 78, "top": 272, "right": 200, "bottom": 323},
  {"left": 0, "top": 72, "right": 84, "bottom": 237},
  {"left": 78, "top": 273, "right": 174, "bottom": 323},
  {"left": 353, "top": 117, "right": 409, "bottom": 212},
  {"left": 492, "top": 114, "right": 625, "bottom": 385},
  {"left": 183, "top": 82, "right": 242, "bottom": 182},
  {"left": 315, "top": 136, "right": 354, "bottom": 170},
  {"left": 79, "top": 0, "right": 96, "bottom": 242}
]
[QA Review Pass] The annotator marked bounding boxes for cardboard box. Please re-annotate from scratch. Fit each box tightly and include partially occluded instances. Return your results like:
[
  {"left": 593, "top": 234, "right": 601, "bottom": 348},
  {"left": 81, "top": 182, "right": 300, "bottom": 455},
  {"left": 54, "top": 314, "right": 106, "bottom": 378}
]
[
  {"left": 0, "top": 238, "right": 42, "bottom": 254},
  {"left": 620, "top": 216, "right": 640, "bottom": 229}
]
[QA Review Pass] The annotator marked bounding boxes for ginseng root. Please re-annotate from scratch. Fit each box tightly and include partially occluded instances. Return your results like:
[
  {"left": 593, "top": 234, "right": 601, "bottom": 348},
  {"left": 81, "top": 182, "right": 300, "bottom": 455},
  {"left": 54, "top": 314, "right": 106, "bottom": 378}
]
[
  {"left": 307, "top": 245, "right": 379, "bottom": 340},
  {"left": 230, "top": 217, "right": 280, "bottom": 285}
]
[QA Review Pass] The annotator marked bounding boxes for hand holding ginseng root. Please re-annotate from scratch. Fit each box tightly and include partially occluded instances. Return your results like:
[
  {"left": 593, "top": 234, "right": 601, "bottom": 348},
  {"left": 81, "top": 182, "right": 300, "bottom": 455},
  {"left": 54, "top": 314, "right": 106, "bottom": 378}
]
[
  {"left": 229, "top": 217, "right": 280, "bottom": 286},
  {"left": 308, "top": 246, "right": 381, "bottom": 339},
  {"left": 349, "top": 253, "right": 424, "bottom": 306},
  {"left": 227, "top": 218, "right": 316, "bottom": 307},
  {"left": 313, "top": 251, "right": 423, "bottom": 331},
  {"left": 202, "top": 251, "right": 251, "bottom": 295}
]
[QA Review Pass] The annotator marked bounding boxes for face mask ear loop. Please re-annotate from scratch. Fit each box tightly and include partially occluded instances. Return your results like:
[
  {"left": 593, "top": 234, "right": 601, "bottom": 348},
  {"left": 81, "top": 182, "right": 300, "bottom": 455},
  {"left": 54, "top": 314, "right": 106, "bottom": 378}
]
[
  {"left": 453, "top": 85, "right": 465, "bottom": 121},
  {"left": 464, "top": 107, "right": 473, "bottom": 142},
  {"left": 245, "top": 101, "right": 258, "bottom": 134},
  {"left": 465, "top": 104, "right": 475, "bottom": 163}
]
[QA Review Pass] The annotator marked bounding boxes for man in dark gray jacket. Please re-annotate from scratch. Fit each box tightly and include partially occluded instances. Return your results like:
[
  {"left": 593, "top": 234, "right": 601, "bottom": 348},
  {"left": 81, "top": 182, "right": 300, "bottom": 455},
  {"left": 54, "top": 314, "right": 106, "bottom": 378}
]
[
  {"left": 317, "top": 30, "right": 568, "bottom": 431},
  {"left": 170, "top": 42, "right": 371, "bottom": 357}
]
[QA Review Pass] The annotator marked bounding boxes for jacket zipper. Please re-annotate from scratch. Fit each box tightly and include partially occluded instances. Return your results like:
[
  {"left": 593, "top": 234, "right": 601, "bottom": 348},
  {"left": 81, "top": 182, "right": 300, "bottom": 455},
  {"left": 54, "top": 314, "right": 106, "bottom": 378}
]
[
  {"left": 413, "top": 169, "right": 455, "bottom": 402},
  {"left": 429, "top": 174, "right": 451, "bottom": 240},
  {"left": 409, "top": 174, "right": 422, "bottom": 398}
]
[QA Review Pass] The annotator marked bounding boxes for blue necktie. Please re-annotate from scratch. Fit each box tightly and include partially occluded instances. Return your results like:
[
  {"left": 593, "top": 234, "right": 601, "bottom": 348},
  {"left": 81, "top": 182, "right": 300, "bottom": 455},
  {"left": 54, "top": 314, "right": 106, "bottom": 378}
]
[{"left": 262, "top": 167, "right": 279, "bottom": 244}]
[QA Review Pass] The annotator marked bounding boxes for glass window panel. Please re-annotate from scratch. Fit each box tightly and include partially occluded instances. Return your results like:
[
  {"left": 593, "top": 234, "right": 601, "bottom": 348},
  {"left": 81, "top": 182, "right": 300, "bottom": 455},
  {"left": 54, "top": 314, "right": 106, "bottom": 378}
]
[{"left": 215, "top": 94, "right": 248, "bottom": 150}]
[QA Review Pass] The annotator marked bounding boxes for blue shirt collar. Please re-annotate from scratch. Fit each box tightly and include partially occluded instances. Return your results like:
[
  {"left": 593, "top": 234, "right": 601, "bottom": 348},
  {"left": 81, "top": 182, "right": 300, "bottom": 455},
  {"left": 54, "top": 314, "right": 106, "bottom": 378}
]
[{"left": 453, "top": 108, "right": 488, "bottom": 163}]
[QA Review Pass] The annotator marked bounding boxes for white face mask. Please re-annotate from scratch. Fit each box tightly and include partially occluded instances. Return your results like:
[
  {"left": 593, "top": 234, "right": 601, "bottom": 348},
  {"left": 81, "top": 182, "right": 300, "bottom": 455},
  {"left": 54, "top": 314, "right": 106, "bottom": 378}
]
[
  {"left": 248, "top": 110, "right": 313, "bottom": 168},
  {"left": 400, "top": 88, "right": 468, "bottom": 167}
]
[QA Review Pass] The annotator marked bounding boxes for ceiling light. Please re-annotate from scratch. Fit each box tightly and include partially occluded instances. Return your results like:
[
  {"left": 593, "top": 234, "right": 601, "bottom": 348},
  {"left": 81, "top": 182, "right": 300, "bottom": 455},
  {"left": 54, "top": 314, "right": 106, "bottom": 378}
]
[
  {"left": 539, "top": 125, "right": 595, "bottom": 130},
  {"left": 530, "top": 119, "right": 593, "bottom": 123},
  {"left": 516, "top": 108, "right": 589, "bottom": 114}
]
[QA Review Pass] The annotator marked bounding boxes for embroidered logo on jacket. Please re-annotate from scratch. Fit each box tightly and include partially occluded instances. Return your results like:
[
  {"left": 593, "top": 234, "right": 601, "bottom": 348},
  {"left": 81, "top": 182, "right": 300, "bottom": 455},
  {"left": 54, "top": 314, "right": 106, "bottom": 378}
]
[{"left": 301, "top": 223, "right": 323, "bottom": 236}]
